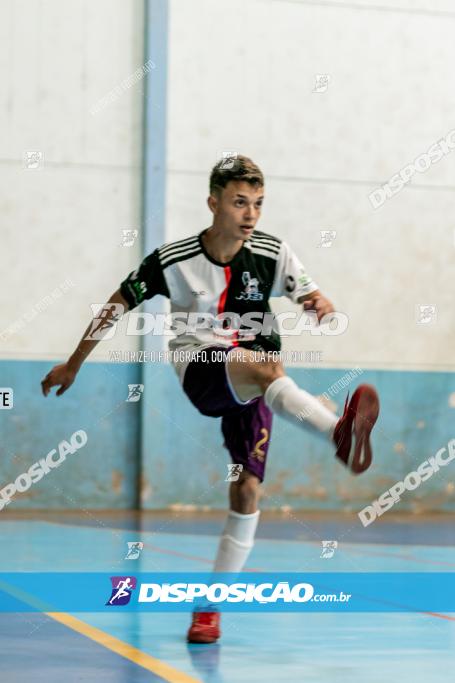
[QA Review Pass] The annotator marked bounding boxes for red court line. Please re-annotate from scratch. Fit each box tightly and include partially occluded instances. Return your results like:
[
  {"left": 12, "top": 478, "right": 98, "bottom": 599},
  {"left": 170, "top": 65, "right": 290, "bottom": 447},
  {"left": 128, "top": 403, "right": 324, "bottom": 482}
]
[
  {"left": 142, "top": 542, "right": 455, "bottom": 621},
  {"left": 145, "top": 538, "right": 455, "bottom": 570},
  {"left": 342, "top": 546, "right": 455, "bottom": 568},
  {"left": 42, "top": 521, "right": 455, "bottom": 621},
  {"left": 424, "top": 612, "right": 455, "bottom": 621},
  {"left": 143, "top": 543, "right": 262, "bottom": 572},
  {"left": 43, "top": 518, "right": 455, "bottom": 568}
]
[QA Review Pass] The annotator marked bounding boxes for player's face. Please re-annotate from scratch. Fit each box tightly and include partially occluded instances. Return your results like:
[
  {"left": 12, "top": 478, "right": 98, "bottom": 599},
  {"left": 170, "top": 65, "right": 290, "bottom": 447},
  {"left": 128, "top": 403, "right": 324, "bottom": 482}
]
[{"left": 209, "top": 181, "right": 264, "bottom": 240}]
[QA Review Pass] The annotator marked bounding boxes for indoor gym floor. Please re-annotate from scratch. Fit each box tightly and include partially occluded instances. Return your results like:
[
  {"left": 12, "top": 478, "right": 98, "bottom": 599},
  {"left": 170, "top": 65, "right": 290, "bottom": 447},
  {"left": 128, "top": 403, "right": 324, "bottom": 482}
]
[{"left": 1, "top": 511, "right": 454, "bottom": 683}]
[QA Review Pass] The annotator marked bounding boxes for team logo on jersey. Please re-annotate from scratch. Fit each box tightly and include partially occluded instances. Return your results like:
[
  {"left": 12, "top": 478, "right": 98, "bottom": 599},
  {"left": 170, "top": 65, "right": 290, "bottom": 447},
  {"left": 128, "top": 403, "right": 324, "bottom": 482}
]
[
  {"left": 236, "top": 272, "right": 264, "bottom": 301},
  {"left": 285, "top": 275, "right": 296, "bottom": 293},
  {"left": 106, "top": 576, "right": 137, "bottom": 606},
  {"left": 131, "top": 279, "right": 147, "bottom": 302},
  {"left": 298, "top": 270, "right": 312, "bottom": 287}
]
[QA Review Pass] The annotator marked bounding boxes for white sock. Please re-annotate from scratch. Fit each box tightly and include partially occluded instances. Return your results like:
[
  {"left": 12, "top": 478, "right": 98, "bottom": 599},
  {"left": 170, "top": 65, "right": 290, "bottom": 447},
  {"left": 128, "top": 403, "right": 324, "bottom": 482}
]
[
  {"left": 213, "top": 509, "right": 260, "bottom": 573},
  {"left": 264, "top": 376, "right": 338, "bottom": 438}
]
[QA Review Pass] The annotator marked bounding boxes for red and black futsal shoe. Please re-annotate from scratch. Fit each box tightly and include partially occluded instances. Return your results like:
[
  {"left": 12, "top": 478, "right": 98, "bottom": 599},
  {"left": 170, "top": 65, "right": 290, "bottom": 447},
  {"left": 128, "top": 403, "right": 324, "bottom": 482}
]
[
  {"left": 333, "top": 384, "right": 380, "bottom": 475},
  {"left": 187, "top": 611, "right": 221, "bottom": 644}
]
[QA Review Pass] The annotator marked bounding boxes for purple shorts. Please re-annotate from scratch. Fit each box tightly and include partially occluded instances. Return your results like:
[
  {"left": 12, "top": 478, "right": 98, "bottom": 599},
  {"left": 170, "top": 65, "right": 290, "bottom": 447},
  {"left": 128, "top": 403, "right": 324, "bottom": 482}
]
[{"left": 182, "top": 346, "right": 273, "bottom": 482}]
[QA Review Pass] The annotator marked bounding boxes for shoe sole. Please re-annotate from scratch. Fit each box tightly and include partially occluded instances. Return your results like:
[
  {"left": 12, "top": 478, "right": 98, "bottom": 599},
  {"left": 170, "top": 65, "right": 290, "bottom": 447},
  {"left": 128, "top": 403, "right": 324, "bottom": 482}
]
[
  {"left": 187, "top": 634, "right": 220, "bottom": 644},
  {"left": 349, "top": 384, "right": 380, "bottom": 474}
]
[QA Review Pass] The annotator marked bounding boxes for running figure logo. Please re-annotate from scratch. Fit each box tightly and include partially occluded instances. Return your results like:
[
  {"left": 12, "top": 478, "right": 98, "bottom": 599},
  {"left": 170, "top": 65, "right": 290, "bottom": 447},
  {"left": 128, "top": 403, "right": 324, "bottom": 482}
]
[
  {"left": 236, "top": 272, "right": 264, "bottom": 301},
  {"left": 313, "top": 74, "right": 330, "bottom": 93},
  {"left": 226, "top": 464, "right": 243, "bottom": 482},
  {"left": 125, "top": 542, "right": 144, "bottom": 560},
  {"left": 85, "top": 304, "right": 124, "bottom": 341},
  {"left": 120, "top": 229, "right": 138, "bottom": 247},
  {"left": 126, "top": 384, "right": 144, "bottom": 402},
  {"left": 219, "top": 151, "right": 238, "bottom": 170},
  {"left": 24, "top": 150, "right": 44, "bottom": 169},
  {"left": 416, "top": 304, "right": 437, "bottom": 325},
  {"left": 106, "top": 576, "right": 137, "bottom": 606},
  {"left": 320, "top": 540, "right": 338, "bottom": 559},
  {"left": 317, "top": 230, "right": 337, "bottom": 248}
]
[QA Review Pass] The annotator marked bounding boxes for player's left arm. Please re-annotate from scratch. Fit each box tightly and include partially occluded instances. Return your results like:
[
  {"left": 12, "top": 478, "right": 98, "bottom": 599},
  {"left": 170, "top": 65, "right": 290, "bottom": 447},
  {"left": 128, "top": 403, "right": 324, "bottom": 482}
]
[{"left": 271, "top": 240, "right": 335, "bottom": 322}]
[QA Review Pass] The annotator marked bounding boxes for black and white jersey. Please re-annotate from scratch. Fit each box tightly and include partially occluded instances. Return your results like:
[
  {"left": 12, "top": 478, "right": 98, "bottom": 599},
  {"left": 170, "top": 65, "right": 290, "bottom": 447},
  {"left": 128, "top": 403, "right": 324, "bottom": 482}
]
[{"left": 120, "top": 228, "right": 318, "bottom": 358}]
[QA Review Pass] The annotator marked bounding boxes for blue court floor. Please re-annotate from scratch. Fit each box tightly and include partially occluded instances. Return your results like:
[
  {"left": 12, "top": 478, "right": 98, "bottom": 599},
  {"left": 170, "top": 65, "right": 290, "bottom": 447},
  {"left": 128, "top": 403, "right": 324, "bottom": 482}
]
[{"left": 0, "top": 512, "right": 454, "bottom": 682}]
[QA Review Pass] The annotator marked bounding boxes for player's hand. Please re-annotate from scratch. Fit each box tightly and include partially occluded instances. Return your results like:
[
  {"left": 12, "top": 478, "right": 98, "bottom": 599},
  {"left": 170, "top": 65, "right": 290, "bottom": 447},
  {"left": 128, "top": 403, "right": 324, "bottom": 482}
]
[
  {"left": 41, "top": 363, "right": 77, "bottom": 397},
  {"left": 303, "top": 294, "right": 335, "bottom": 322}
]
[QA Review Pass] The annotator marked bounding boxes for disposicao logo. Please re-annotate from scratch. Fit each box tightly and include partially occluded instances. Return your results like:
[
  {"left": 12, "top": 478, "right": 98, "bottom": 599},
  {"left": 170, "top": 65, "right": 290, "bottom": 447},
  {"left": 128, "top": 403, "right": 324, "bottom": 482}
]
[{"left": 106, "top": 576, "right": 137, "bottom": 606}]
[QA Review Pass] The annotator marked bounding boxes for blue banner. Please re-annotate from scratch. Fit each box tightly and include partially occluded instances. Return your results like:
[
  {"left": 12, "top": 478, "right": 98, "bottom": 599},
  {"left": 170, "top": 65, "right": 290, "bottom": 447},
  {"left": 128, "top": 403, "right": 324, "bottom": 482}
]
[{"left": 0, "top": 572, "right": 453, "bottom": 613}]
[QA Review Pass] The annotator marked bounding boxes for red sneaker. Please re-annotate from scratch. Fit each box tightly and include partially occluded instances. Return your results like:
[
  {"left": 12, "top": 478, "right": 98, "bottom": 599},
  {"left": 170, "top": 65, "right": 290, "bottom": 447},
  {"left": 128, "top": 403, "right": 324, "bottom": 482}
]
[
  {"left": 333, "top": 384, "right": 380, "bottom": 474},
  {"left": 187, "top": 611, "right": 221, "bottom": 644}
]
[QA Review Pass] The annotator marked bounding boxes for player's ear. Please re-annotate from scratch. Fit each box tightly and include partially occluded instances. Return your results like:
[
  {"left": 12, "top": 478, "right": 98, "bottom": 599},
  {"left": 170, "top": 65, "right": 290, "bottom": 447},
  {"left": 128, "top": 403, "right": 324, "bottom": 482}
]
[{"left": 207, "top": 194, "right": 217, "bottom": 214}]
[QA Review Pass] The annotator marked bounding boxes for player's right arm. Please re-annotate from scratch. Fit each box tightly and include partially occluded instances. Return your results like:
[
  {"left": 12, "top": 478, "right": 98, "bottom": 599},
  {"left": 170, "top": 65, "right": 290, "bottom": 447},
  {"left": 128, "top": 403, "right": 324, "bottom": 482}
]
[
  {"left": 41, "top": 288, "right": 129, "bottom": 397},
  {"left": 41, "top": 248, "right": 169, "bottom": 397}
]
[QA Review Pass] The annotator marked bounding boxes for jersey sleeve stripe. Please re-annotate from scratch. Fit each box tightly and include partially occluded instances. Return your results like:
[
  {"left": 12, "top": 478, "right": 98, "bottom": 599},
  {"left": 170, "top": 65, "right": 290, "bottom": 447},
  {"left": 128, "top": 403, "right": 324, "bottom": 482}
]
[
  {"left": 250, "top": 236, "right": 281, "bottom": 249},
  {"left": 160, "top": 247, "right": 202, "bottom": 269},
  {"left": 251, "top": 231, "right": 281, "bottom": 244},
  {"left": 250, "top": 243, "right": 280, "bottom": 254},
  {"left": 159, "top": 242, "right": 200, "bottom": 262},
  {"left": 250, "top": 242, "right": 280, "bottom": 255},
  {"left": 249, "top": 246, "right": 280, "bottom": 260},
  {"left": 159, "top": 237, "right": 199, "bottom": 257}
]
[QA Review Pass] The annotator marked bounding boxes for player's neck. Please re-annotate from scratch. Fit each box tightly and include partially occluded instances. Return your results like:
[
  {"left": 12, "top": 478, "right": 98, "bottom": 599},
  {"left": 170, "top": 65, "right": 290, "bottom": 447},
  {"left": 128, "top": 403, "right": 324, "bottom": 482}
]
[{"left": 202, "top": 226, "right": 244, "bottom": 264}]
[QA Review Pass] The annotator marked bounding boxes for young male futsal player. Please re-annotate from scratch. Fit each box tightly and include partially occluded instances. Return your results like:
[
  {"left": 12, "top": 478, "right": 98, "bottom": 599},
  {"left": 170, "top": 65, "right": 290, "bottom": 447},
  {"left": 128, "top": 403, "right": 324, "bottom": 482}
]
[{"left": 41, "top": 155, "right": 380, "bottom": 644}]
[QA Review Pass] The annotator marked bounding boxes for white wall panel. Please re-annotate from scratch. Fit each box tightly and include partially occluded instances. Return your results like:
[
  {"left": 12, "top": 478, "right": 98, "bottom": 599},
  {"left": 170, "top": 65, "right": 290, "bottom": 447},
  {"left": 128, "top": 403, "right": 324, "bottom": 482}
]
[
  {"left": 165, "top": 0, "right": 454, "bottom": 369},
  {"left": 0, "top": 0, "right": 144, "bottom": 360}
]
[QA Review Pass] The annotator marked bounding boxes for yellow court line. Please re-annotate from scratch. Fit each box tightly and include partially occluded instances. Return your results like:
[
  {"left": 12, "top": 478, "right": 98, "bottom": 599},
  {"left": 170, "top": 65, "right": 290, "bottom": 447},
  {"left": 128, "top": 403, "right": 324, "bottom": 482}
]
[
  {"left": 46, "top": 612, "right": 202, "bottom": 683},
  {"left": 0, "top": 579, "right": 201, "bottom": 683}
]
